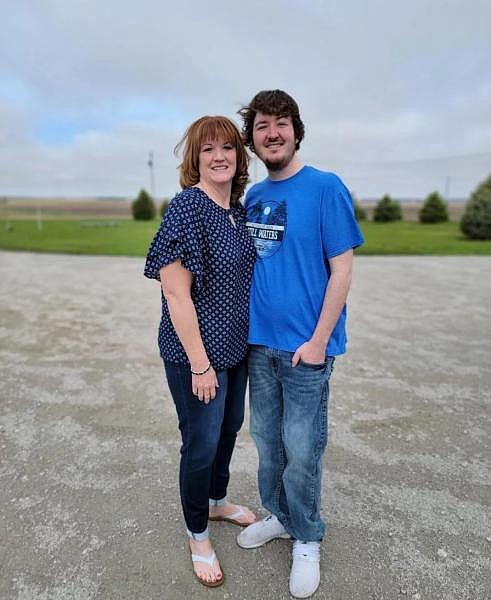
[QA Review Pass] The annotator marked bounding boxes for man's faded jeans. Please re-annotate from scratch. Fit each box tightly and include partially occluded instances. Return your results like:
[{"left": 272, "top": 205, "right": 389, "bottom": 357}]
[{"left": 248, "top": 345, "right": 335, "bottom": 542}]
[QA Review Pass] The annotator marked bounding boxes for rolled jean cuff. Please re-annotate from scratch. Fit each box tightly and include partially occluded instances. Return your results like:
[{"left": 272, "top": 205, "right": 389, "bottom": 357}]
[
  {"left": 209, "top": 496, "right": 227, "bottom": 506},
  {"left": 187, "top": 527, "right": 209, "bottom": 541}
]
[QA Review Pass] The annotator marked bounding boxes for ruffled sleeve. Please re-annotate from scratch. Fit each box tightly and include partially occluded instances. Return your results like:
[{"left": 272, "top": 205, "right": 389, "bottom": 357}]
[{"left": 144, "top": 191, "right": 204, "bottom": 292}]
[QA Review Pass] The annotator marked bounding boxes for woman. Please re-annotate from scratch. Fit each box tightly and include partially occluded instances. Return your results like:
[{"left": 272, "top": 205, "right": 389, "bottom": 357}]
[{"left": 144, "top": 116, "right": 256, "bottom": 587}]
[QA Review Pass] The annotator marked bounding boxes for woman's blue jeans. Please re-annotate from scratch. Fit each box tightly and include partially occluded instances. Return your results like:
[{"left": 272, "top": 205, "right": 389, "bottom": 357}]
[
  {"left": 164, "top": 359, "right": 247, "bottom": 535},
  {"left": 248, "top": 345, "right": 335, "bottom": 542}
]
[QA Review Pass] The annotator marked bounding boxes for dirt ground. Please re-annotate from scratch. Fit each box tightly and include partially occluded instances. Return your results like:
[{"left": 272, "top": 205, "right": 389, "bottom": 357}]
[{"left": 0, "top": 251, "right": 489, "bottom": 600}]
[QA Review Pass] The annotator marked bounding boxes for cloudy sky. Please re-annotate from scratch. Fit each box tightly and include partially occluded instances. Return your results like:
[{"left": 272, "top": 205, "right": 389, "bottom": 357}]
[{"left": 1, "top": 0, "right": 490, "bottom": 199}]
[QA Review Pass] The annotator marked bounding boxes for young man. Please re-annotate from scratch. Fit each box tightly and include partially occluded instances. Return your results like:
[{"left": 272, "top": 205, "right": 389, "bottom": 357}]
[{"left": 237, "top": 90, "right": 364, "bottom": 598}]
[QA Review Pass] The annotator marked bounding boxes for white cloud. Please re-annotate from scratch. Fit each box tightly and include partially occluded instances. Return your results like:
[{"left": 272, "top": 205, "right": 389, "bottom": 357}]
[{"left": 1, "top": 0, "right": 490, "bottom": 198}]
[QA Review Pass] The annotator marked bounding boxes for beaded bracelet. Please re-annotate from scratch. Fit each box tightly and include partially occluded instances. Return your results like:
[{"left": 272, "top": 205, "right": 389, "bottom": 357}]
[{"left": 190, "top": 362, "right": 211, "bottom": 376}]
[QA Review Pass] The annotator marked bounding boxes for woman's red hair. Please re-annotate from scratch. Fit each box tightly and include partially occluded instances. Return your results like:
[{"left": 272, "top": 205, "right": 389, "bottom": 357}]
[{"left": 175, "top": 116, "right": 249, "bottom": 205}]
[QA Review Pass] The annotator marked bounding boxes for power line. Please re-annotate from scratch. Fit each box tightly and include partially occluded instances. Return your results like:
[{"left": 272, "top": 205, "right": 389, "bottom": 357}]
[{"left": 325, "top": 150, "right": 491, "bottom": 166}]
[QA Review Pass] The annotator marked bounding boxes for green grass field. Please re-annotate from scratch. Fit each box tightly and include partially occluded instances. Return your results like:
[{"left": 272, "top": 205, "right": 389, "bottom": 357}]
[
  {"left": 1, "top": 218, "right": 490, "bottom": 256},
  {"left": 0, "top": 219, "right": 155, "bottom": 256},
  {"left": 359, "top": 220, "right": 491, "bottom": 255}
]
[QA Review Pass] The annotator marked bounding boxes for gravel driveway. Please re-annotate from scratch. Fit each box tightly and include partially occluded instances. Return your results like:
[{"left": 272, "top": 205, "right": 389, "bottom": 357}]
[{"left": 0, "top": 251, "right": 489, "bottom": 600}]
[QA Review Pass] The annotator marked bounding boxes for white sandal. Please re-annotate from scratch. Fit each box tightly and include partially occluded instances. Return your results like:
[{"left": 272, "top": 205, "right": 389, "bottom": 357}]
[
  {"left": 190, "top": 550, "right": 224, "bottom": 587},
  {"left": 209, "top": 504, "right": 256, "bottom": 527}
]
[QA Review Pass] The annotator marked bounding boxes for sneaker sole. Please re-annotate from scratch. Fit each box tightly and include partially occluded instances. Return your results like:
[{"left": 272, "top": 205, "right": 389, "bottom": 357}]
[
  {"left": 289, "top": 586, "right": 320, "bottom": 599},
  {"left": 237, "top": 532, "right": 291, "bottom": 549}
]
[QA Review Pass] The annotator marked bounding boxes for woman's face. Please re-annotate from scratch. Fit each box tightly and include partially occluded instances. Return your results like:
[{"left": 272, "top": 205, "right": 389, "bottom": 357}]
[{"left": 198, "top": 138, "right": 237, "bottom": 188}]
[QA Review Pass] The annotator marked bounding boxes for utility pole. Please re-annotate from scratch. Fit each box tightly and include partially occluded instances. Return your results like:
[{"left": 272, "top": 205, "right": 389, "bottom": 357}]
[
  {"left": 148, "top": 151, "right": 156, "bottom": 199},
  {"left": 444, "top": 175, "right": 451, "bottom": 201},
  {"left": 36, "top": 199, "right": 43, "bottom": 232}
]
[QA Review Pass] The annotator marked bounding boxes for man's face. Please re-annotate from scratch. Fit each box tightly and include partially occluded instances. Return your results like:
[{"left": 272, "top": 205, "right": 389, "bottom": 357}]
[{"left": 252, "top": 112, "right": 297, "bottom": 172}]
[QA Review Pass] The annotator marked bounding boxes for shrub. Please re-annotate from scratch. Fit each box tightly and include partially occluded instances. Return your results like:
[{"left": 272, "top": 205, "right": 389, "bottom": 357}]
[
  {"left": 460, "top": 175, "right": 491, "bottom": 240},
  {"left": 471, "top": 174, "right": 491, "bottom": 198},
  {"left": 419, "top": 191, "right": 449, "bottom": 223},
  {"left": 352, "top": 196, "right": 367, "bottom": 221},
  {"left": 160, "top": 198, "right": 170, "bottom": 218},
  {"left": 132, "top": 189, "right": 156, "bottom": 220},
  {"left": 373, "top": 195, "right": 402, "bottom": 222}
]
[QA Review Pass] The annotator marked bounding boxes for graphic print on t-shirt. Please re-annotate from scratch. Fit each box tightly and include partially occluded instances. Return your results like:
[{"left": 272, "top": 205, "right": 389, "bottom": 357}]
[{"left": 246, "top": 199, "right": 287, "bottom": 259}]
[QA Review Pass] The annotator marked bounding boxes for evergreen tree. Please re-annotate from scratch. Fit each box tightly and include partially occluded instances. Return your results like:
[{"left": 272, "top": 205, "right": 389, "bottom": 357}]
[
  {"left": 270, "top": 201, "right": 287, "bottom": 225},
  {"left": 419, "top": 191, "right": 449, "bottom": 223},
  {"left": 351, "top": 193, "right": 366, "bottom": 221},
  {"left": 249, "top": 202, "right": 265, "bottom": 222},
  {"left": 460, "top": 175, "right": 491, "bottom": 240},
  {"left": 373, "top": 195, "right": 402, "bottom": 222},
  {"left": 160, "top": 198, "right": 170, "bottom": 218},
  {"left": 354, "top": 201, "right": 367, "bottom": 221},
  {"left": 132, "top": 189, "right": 156, "bottom": 221}
]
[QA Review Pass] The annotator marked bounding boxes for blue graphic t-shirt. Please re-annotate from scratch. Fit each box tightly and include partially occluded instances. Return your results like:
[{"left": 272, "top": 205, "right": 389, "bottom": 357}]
[{"left": 245, "top": 166, "right": 364, "bottom": 356}]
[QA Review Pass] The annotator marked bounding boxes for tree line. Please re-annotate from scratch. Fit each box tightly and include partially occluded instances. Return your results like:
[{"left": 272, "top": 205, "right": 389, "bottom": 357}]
[
  {"left": 353, "top": 174, "right": 491, "bottom": 240},
  {"left": 132, "top": 173, "right": 491, "bottom": 240}
]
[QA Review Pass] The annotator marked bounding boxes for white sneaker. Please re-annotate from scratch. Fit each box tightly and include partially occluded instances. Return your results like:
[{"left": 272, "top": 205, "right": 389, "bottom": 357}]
[
  {"left": 289, "top": 541, "right": 321, "bottom": 598},
  {"left": 237, "top": 514, "right": 291, "bottom": 549}
]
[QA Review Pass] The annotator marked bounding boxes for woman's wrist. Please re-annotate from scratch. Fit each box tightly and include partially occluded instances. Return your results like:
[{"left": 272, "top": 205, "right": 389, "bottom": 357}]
[{"left": 190, "top": 361, "right": 211, "bottom": 376}]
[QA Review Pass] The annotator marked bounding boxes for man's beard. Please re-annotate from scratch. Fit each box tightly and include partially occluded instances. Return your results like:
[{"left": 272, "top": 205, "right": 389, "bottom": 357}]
[
  {"left": 264, "top": 156, "right": 291, "bottom": 172},
  {"left": 257, "top": 145, "right": 296, "bottom": 172}
]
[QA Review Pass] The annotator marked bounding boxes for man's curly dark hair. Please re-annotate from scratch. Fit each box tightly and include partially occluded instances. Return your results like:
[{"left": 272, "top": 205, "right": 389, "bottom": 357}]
[{"left": 238, "top": 90, "right": 305, "bottom": 153}]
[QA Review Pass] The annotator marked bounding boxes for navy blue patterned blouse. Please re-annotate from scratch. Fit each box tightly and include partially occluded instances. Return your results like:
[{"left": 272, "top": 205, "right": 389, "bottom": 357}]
[{"left": 144, "top": 187, "right": 256, "bottom": 370}]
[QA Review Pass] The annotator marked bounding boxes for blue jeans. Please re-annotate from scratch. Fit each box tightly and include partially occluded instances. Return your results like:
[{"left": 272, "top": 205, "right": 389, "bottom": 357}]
[
  {"left": 164, "top": 359, "right": 247, "bottom": 535},
  {"left": 248, "top": 345, "right": 335, "bottom": 542}
]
